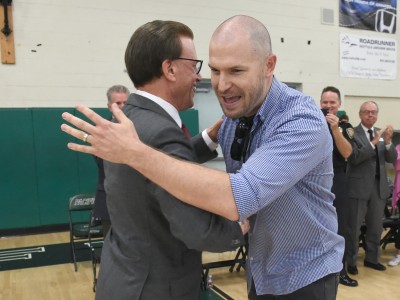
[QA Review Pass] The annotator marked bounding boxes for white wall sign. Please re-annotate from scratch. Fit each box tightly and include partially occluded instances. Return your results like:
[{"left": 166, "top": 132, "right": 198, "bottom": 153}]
[{"left": 340, "top": 32, "right": 397, "bottom": 80}]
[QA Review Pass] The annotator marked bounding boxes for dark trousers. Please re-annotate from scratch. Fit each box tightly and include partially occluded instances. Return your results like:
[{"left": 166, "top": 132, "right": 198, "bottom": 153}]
[
  {"left": 101, "top": 219, "right": 111, "bottom": 237},
  {"left": 347, "top": 179, "right": 386, "bottom": 266},
  {"left": 331, "top": 170, "right": 352, "bottom": 275},
  {"left": 248, "top": 273, "right": 339, "bottom": 300}
]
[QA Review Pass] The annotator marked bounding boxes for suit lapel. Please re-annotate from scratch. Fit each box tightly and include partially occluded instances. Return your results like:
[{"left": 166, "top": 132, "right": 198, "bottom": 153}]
[{"left": 355, "top": 125, "right": 369, "bottom": 145}]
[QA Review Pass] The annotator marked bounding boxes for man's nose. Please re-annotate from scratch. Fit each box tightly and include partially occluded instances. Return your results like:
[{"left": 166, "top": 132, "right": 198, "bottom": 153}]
[{"left": 217, "top": 74, "right": 231, "bottom": 92}]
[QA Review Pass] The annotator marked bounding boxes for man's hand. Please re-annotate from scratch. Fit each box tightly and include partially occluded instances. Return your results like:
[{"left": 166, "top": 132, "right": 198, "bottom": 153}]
[
  {"left": 325, "top": 113, "right": 339, "bottom": 131},
  {"left": 206, "top": 118, "right": 223, "bottom": 143},
  {"left": 61, "top": 103, "right": 142, "bottom": 165},
  {"left": 239, "top": 218, "right": 250, "bottom": 235},
  {"left": 384, "top": 125, "right": 394, "bottom": 145},
  {"left": 371, "top": 127, "right": 387, "bottom": 146}
]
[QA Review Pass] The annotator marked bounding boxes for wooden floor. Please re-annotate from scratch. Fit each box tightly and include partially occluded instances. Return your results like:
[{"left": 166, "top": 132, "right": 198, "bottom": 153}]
[{"left": 0, "top": 231, "right": 399, "bottom": 300}]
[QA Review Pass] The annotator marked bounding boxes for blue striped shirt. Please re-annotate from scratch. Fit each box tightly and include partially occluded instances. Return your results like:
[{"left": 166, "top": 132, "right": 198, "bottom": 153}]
[{"left": 219, "top": 78, "right": 344, "bottom": 295}]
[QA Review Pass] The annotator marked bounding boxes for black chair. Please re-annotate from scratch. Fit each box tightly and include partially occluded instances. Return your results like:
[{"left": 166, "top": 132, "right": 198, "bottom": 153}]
[
  {"left": 359, "top": 223, "right": 367, "bottom": 250},
  {"left": 358, "top": 200, "right": 400, "bottom": 251},
  {"left": 380, "top": 201, "right": 400, "bottom": 249},
  {"left": 68, "top": 194, "right": 103, "bottom": 272},
  {"left": 201, "top": 236, "right": 248, "bottom": 290},
  {"left": 88, "top": 209, "right": 104, "bottom": 292}
]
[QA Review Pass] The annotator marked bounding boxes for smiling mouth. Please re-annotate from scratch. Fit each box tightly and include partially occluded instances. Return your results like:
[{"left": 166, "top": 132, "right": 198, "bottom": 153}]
[{"left": 223, "top": 96, "right": 240, "bottom": 103}]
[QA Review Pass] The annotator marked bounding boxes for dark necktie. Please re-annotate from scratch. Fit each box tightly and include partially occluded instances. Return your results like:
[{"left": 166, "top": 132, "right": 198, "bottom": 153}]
[
  {"left": 368, "top": 129, "right": 380, "bottom": 178},
  {"left": 367, "top": 129, "right": 374, "bottom": 142},
  {"left": 181, "top": 123, "right": 191, "bottom": 139}
]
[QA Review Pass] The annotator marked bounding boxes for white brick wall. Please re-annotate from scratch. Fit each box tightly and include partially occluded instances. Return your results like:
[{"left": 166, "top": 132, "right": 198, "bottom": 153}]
[{"left": 1, "top": 0, "right": 399, "bottom": 128}]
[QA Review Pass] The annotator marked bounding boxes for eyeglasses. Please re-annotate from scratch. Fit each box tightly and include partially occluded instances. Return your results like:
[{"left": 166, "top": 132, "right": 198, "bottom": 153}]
[
  {"left": 230, "top": 117, "right": 254, "bottom": 161},
  {"left": 361, "top": 110, "right": 378, "bottom": 116},
  {"left": 174, "top": 57, "right": 203, "bottom": 74}
]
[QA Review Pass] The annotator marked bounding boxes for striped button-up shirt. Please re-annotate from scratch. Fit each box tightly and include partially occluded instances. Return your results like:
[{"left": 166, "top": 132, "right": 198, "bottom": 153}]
[{"left": 219, "top": 77, "right": 344, "bottom": 295}]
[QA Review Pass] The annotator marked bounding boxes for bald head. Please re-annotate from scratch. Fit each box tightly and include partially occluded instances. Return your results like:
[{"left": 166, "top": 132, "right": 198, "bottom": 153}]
[
  {"left": 208, "top": 15, "right": 276, "bottom": 119},
  {"left": 212, "top": 15, "right": 272, "bottom": 60}
]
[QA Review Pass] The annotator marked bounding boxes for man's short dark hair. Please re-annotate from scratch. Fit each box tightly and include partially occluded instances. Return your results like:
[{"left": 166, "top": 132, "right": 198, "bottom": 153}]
[
  {"left": 125, "top": 20, "right": 194, "bottom": 88},
  {"left": 321, "top": 86, "right": 341, "bottom": 101}
]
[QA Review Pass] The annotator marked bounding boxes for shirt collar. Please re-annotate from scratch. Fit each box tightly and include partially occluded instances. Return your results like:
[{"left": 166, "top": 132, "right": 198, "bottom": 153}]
[
  {"left": 254, "top": 76, "right": 281, "bottom": 124},
  {"left": 360, "top": 123, "right": 374, "bottom": 133},
  {"left": 135, "top": 90, "right": 182, "bottom": 127}
]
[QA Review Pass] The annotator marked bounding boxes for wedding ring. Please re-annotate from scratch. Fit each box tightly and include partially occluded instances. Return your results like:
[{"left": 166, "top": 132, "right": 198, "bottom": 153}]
[{"left": 82, "top": 133, "right": 89, "bottom": 143}]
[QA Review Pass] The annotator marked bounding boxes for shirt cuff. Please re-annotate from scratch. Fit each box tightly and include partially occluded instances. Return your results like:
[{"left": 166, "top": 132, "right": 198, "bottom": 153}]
[
  {"left": 202, "top": 129, "right": 218, "bottom": 151},
  {"left": 370, "top": 142, "right": 375, "bottom": 149}
]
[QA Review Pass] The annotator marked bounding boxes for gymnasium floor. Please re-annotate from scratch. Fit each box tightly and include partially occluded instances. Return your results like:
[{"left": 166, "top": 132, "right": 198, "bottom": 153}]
[{"left": 0, "top": 231, "right": 399, "bottom": 300}]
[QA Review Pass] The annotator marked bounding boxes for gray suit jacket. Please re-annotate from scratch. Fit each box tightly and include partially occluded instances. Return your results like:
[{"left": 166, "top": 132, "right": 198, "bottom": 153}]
[
  {"left": 347, "top": 124, "right": 397, "bottom": 200},
  {"left": 96, "top": 94, "right": 244, "bottom": 300}
]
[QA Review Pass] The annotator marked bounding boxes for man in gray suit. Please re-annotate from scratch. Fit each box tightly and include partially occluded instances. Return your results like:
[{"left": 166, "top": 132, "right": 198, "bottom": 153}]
[
  {"left": 346, "top": 101, "right": 397, "bottom": 275},
  {"left": 91, "top": 21, "right": 246, "bottom": 300}
]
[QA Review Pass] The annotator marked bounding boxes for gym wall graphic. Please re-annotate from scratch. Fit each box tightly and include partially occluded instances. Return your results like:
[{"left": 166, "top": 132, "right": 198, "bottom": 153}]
[{"left": 339, "top": 0, "right": 397, "bottom": 34}]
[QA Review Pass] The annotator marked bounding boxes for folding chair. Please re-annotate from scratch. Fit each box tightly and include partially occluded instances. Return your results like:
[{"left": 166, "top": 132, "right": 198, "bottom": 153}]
[
  {"left": 201, "top": 236, "right": 248, "bottom": 290},
  {"left": 381, "top": 201, "right": 400, "bottom": 250},
  {"left": 359, "top": 199, "right": 400, "bottom": 251},
  {"left": 68, "top": 194, "right": 103, "bottom": 272},
  {"left": 88, "top": 209, "right": 104, "bottom": 292},
  {"left": 359, "top": 223, "right": 367, "bottom": 250}
]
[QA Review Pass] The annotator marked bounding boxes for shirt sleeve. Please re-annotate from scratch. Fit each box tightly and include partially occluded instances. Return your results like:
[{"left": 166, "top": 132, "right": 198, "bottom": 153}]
[{"left": 230, "top": 110, "right": 333, "bottom": 220}]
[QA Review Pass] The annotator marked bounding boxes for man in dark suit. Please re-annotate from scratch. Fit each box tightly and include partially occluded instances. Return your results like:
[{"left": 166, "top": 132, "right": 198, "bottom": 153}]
[
  {"left": 346, "top": 101, "right": 397, "bottom": 275},
  {"left": 92, "top": 85, "right": 129, "bottom": 236},
  {"left": 92, "top": 21, "right": 245, "bottom": 300}
]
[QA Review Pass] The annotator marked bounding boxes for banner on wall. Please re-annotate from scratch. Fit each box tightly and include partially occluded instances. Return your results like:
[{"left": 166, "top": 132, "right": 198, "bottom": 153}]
[
  {"left": 339, "top": 0, "right": 397, "bottom": 34},
  {"left": 340, "top": 32, "right": 397, "bottom": 79}
]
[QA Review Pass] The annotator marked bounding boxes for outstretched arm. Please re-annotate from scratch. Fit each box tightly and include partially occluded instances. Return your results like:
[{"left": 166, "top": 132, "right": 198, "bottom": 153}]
[{"left": 61, "top": 104, "right": 239, "bottom": 221}]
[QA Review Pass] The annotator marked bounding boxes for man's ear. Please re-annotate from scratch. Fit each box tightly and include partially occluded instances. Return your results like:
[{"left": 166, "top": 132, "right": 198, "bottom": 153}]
[
  {"left": 162, "top": 60, "right": 176, "bottom": 81},
  {"left": 265, "top": 54, "right": 277, "bottom": 76}
]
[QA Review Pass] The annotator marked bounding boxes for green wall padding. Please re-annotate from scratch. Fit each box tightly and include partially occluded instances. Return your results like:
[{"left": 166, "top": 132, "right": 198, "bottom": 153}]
[
  {"left": 179, "top": 109, "right": 199, "bottom": 137},
  {"left": 0, "top": 109, "right": 40, "bottom": 229},
  {"left": 0, "top": 107, "right": 199, "bottom": 230}
]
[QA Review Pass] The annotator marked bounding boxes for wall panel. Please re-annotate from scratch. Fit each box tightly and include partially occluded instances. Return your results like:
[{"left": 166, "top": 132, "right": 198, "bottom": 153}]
[
  {"left": 0, "top": 109, "right": 40, "bottom": 229},
  {"left": 0, "top": 107, "right": 199, "bottom": 230}
]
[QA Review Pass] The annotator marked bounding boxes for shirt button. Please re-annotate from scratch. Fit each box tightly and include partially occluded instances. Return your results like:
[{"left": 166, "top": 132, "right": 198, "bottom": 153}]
[{"left": 250, "top": 256, "right": 254, "bottom": 261}]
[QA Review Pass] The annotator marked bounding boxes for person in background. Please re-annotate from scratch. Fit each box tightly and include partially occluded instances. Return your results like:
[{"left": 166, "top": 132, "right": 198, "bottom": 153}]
[
  {"left": 92, "top": 84, "right": 129, "bottom": 236},
  {"left": 346, "top": 101, "right": 397, "bottom": 274},
  {"left": 339, "top": 114, "right": 349, "bottom": 123},
  {"left": 388, "top": 144, "right": 400, "bottom": 266},
  {"left": 391, "top": 144, "right": 400, "bottom": 210},
  {"left": 72, "top": 20, "right": 246, "bottom": 300},
  {"left": 62, "top": 15, "right": 344, "bottom": 300},
  {"left": 320, "top": 86, "right": 357, "bottom": 287}
]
